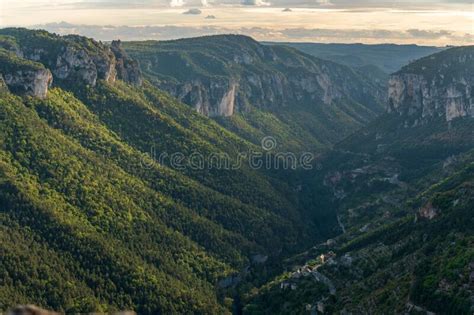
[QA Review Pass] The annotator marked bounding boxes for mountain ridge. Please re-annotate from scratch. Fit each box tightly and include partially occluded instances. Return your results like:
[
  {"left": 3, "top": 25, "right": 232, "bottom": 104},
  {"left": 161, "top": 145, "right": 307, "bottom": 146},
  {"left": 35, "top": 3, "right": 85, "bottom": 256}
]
[
  {"left": 123, "top": 35, "right": 385, "bottom": 151},
  {"left": 268, "top": 41, "right": 445, "bottom": 74},
  {"left": 0, "top": 28, "right": 472, "bottom": 314}
]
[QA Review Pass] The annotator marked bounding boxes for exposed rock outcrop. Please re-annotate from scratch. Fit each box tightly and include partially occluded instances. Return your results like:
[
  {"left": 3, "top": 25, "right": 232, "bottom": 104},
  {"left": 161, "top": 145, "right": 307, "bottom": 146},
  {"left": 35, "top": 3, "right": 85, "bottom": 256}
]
[
  {"left": 111, "top": 40, "right": 143, "bottom": 86},
  {"left": 418, "top": 201, "right": 438, "bottom": 220},
  {"left": 1, "top": 45, "right": 53, "bottom": 98},
  {"left": 388, "top": 46, "right": 474, "bottom": 124},
  {"left": 0, "top": 28, "right": 143, "bottom": 97},
  {"left": 46, "top": 38, "right": 142, "bottom": 87},
  {"left": 3, "top": 68, "right": 53, "bottom": 99},
  {"left": 388, "top": 74, "right": 473, "bottom": 123},
  {"left": 154, "top": 62, "right": 379, "bottom": 118},
  {"left": 163, "top": 79, "right": 238, "bottom": 117},
  {"left": 124, "top": 35, "right": 384, "bottom": 118},
  {"left": 218, "top": 82, "right": 237, "bottom": 116},
  {"left": 53, "top": 44, "right": 116, "bottom": 86}
]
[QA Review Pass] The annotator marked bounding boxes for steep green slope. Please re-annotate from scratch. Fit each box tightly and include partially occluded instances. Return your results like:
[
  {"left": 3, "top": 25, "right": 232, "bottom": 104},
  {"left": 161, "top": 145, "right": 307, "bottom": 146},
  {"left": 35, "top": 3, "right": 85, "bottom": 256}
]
[
  {"left": 1, "top": 28, "right": 471, "bottom": 314},
  {"left": 123, "top": 35, "right": 385, "bottom": 152},
  {"left": 245, "top": 159, "right": 473, "bottom": 313},
  {"left": 242, "top": 113, "right": 474, "bottom": 314},
  {"left": 0, "top": 91, "right": 235, "bottom": 313},
  {"left": 242, "top": 46, "right": 474, "bottom": 314},
  {"left": 0, "top": 28, "right": 339, "bottom": 313},
  {"left": 1, "top": 80, "right": 319, "bottom": 314}
]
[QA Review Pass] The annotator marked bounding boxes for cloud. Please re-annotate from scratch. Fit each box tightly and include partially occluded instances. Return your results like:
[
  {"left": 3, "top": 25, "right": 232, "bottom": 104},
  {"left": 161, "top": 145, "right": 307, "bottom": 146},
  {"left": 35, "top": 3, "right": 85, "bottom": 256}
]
[
  {"left": 243, "top": 0, "right": 331, "bottom": 6},
  {"left": 183, "top": 8, "right": 202, "bottom": 14},
  {"left": 35, "top": 22, "right": 472, "bottom": 45},
  {"left": 407, "top": 29, "right": 452, "bottom": 39},
  {"left": 170, "top": 0, "right": 185, "bottom": 7},
  {"left": 5, "top": 0, "right": 471, "bottom": 11}
]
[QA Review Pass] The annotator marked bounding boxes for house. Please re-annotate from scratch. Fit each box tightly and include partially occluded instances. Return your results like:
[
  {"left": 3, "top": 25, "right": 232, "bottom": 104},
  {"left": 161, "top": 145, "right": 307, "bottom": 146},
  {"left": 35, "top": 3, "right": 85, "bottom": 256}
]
[{"left": 320, "top": 251, "right": 336, "bottom": 264}]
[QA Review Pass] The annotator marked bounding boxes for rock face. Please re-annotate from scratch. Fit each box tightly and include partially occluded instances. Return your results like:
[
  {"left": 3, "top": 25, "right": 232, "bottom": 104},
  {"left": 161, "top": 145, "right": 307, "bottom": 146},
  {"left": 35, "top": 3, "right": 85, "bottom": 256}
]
[
  {"left": 0, "top": 48, "right": 53, "bottom": 99},
  {"left": 53, "top": 44, "right": 116, "bottom": 86},
  {"left": 124, "top": 35, "right": 384, "bottom": 118},
  {"left": 36, "top": 37, "right": 142, "bottom": 88},
  {"left": 3, "top": 68, "right": 53, "bottom": 99},
  {"left": 388, "top": 74, "right": 473, "bottom": 123},
  {"left": 161, "top": 57, "right": 380, "bottom": 117},
  {"left": 164, "top": 79, "right": 238, "bottom": 117},
  {"left": 111, "top": 40, "right": 143, "bottom": 86},
  {"left": 388, "top": 46, "right": 474, "bottom": 124},
  {"left": 0, "top": 28, "right": 143, "bottom": 99}
]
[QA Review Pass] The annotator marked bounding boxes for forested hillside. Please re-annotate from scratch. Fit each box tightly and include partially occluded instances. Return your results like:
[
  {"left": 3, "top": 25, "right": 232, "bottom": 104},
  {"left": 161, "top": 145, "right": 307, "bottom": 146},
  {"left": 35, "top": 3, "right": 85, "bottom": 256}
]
[
  {"left": 0, "top": 28, "right": 472, "bottom": 314},
  {"left": 0, "top": 28, "right": 340, "bottom": 313},
  {"left": 123, "top": 35, "right": 385, "bottom": 152},
  {"left": 243, "top": 46, "right": 474, "bottom": 314}
]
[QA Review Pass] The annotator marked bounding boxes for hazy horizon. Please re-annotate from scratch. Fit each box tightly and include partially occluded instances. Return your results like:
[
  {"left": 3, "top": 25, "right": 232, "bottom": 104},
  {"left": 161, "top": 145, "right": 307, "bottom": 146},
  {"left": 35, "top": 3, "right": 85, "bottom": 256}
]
[{"left": 1, "top": 0, "right": 473, "bottom": 45}]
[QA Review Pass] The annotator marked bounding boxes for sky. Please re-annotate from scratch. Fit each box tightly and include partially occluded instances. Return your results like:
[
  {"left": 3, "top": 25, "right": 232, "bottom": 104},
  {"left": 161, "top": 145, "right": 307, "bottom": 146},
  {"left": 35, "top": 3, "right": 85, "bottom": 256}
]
[{"left": 1, "top": 0, "right": 473, "bottom": 45}]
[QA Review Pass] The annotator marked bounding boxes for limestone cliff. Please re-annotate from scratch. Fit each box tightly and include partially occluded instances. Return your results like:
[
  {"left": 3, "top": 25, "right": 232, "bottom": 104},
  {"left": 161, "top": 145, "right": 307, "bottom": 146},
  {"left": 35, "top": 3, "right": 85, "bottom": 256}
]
[
  {"left": 53, "top": 44, "right": 116, "bottom": 86},
  {"left": 0, "top": 49, "right": 53, "bottom": 99},
  {"left": 124, "top": 35, "right": 384, "bottom": 118},
  {"left": 3, "top": 68, "right": 53, "bottom": 99},
  {"left": 0, "top": 28, "right": 143, "bottom": 96},
  {"left": 388, "top": 46, "right": 473, "bottom": 125},
  {"left": 111, "top": 40, "right": 143, "bottom": 86},
  {"left": 162, "top": 79, "right": 238, "bottom": 117}
]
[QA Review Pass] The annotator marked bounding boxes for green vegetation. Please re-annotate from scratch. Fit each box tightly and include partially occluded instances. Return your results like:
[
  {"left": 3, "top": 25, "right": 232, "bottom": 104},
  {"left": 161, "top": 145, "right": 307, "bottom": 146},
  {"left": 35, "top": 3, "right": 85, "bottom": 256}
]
[
  {"left": 397, "top": 45, "right": 474, "bottom": 82},
  {"left": 241, "top": 45, "right": 474, "bottom": 313},
  {"left": 245, "top": 145, "right": 473, "bottom": 314},
  {"left": 123, "top": 35, "right": 385, "bottom": 152},
  {"left": 0, "top": 48, "right": 45, "bottom": 73},
  {"left": 0, "top": 28, "right": 472, "bottom": 314},
  {"left": 0, "top": 28, "right": 110, "bottom": 72},
  {"left": 244, "top": 110, "right": 474, "bottom": 313},
  {"left": 0, "top": 91, "right": 234, "bottom": 313},
  {"left": 0, "top": 29, "right": 334, "bottom": 313}
]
